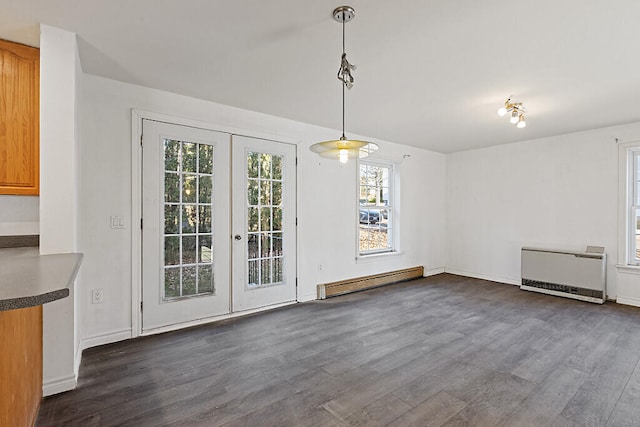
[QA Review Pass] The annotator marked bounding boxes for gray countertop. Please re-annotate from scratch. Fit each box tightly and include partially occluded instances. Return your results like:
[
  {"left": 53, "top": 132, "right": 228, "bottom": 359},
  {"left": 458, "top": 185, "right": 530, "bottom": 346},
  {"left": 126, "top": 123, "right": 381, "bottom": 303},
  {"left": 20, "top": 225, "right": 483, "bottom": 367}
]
[{"left": 0, "top": 247, "right": 83, "bottom": 311}]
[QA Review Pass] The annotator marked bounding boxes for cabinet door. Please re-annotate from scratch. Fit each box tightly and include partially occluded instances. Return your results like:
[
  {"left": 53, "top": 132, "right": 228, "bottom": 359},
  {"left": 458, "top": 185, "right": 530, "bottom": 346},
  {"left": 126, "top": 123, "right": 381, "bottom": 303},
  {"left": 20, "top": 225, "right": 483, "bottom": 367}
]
[{"left": 0, "top": 39, "right": 39, "bottom": 195}]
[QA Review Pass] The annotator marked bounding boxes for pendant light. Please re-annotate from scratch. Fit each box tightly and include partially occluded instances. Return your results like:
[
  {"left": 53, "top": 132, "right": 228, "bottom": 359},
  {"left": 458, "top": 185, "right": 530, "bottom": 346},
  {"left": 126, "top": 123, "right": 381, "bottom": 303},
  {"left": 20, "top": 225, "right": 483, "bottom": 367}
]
[{"left": 310, "top": 6, "right": 378, "bottom": 163}]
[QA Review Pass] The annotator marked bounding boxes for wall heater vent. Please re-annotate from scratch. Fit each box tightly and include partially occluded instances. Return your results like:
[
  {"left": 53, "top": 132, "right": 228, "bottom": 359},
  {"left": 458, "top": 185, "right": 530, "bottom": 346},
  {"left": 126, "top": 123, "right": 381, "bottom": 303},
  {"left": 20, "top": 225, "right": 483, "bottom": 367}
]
[{"left": 521, "top": 247, "right": 606, "bottom": 304}]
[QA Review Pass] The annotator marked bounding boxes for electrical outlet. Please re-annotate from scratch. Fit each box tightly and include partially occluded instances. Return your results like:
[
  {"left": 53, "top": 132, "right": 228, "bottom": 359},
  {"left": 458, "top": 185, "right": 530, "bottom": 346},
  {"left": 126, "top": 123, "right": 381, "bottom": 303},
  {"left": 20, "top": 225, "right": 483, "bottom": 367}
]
[
  {"left": 317, "top": 264, "right": 323, "bottom": 271},
  {"left": 92, "top": 289, "right": 104, "bottom": 304}
]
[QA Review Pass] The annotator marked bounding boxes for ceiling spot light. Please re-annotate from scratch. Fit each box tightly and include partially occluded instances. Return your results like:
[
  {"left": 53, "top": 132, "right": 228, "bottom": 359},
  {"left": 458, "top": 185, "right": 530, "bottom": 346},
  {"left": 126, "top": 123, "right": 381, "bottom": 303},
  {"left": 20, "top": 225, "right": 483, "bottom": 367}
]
[
  {"left": 310, "top": 6, "right": 378, "bottom": 163},
  {"left": 517, "top": 114, "right": 527, "bottom": 128},
  {"left": 498, "top": 97, "right": 527, "bottom": 128}
]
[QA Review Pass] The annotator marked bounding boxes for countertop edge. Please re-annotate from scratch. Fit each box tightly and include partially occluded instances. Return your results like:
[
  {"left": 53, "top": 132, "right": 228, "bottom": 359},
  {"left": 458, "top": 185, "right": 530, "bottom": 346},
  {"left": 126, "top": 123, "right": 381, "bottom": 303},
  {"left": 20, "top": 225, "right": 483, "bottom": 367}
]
[
  {"left": 0, "top": 252, "right": 84, "bottom": 311},
  {"left": 0, "top": 288, "right": 70, "bottom": 311}
]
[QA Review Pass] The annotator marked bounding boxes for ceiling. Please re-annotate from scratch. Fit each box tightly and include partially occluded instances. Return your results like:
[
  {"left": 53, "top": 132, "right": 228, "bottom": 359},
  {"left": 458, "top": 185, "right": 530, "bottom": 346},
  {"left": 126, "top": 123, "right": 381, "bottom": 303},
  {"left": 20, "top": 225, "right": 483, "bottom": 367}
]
[{"left": 1, "top": 0, "right": 639, "bottom": 153}]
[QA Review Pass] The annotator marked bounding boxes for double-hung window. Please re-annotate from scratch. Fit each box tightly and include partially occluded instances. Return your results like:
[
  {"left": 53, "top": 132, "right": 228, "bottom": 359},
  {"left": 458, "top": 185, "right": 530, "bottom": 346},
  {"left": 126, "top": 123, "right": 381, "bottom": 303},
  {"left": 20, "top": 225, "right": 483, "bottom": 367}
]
[
  {"left": 626, "top": 148, "right": 640, "bottom": 265},
  {"left": 358, "top": 160, "right": 395, "bottom": 256}
]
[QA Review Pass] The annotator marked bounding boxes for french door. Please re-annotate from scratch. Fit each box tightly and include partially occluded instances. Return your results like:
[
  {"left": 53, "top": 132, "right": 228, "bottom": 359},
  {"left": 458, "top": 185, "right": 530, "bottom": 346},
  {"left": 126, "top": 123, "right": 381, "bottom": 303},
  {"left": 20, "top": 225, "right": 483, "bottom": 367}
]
[
  {"left": 141, "top": 120, "right": 296, "bottom": 332},
  {"left": 231, "top": 135, "right": 297, "bottom": 312}
]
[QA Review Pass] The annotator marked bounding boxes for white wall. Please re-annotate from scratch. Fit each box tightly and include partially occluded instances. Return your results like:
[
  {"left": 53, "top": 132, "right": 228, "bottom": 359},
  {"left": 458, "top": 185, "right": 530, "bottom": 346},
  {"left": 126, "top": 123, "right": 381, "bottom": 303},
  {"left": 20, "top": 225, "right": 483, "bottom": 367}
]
[
  {"left": 446, "top": 122, "right": 640, "bottom": 303},
  {"left": 39, "top": 24, "right": 82, "bottom": 396},
  {"left": 79, "top": 74, "right": 447, "bottom": 346},
  {"left": 0, "top": 195, "right": 39, "bottom": 235}
]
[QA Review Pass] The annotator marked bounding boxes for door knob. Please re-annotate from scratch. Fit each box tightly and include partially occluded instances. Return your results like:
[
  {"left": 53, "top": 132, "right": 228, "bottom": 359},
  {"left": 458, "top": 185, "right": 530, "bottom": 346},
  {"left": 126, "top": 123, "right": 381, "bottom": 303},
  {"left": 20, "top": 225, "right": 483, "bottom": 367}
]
[{"left": 234, "top": 235, "right": 242, "bottom": 241}]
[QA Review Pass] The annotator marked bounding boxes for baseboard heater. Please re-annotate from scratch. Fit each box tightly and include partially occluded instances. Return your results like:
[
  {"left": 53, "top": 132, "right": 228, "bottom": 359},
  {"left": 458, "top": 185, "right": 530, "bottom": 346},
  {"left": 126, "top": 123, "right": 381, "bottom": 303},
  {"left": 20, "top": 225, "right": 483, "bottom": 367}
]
[
  {"left": 521, "top": 247, "right": 606, "bottom": 304},
  {"left": 317, "top": 266, "right": 424, "bottom": 299}
]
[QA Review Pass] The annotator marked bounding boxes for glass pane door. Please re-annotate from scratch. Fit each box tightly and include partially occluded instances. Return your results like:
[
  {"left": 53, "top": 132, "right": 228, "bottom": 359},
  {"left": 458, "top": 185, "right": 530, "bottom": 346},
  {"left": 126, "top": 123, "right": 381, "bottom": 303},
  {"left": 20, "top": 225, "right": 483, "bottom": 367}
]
[
  {"left": 246, "top": 151, "right": 284, "bottom": 288},
  {"left": 163, "top": 139, "right": 214, "bottom": 299},
  {"left": 232, "top": 136, "right": 296, "bottom": 312},
  {"left": 142, "top": 120, "right": 230, "bottom": 332}
]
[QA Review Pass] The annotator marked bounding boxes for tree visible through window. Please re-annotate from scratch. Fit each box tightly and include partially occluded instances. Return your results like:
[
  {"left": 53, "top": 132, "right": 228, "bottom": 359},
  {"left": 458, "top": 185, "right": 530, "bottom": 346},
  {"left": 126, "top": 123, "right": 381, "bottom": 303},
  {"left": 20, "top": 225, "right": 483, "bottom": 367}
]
[{"left": 359, "top": 161, "right": 394, "bottom": 255}]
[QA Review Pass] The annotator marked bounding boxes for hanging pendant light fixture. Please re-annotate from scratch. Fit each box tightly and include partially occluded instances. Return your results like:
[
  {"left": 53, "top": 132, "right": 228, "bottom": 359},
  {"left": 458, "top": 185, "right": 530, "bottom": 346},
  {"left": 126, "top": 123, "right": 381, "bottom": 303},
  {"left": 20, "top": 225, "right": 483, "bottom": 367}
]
[{"left": 310, "top": 6, "right": 378, "bottom": 163}]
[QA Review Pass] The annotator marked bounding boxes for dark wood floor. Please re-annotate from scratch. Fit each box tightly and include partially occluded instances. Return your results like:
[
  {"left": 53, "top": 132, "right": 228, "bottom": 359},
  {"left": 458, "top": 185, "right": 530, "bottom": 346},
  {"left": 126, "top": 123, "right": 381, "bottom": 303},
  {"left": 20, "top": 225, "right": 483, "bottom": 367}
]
[{"left": 37, "top": 274, "right": 640, "bottom": 426}]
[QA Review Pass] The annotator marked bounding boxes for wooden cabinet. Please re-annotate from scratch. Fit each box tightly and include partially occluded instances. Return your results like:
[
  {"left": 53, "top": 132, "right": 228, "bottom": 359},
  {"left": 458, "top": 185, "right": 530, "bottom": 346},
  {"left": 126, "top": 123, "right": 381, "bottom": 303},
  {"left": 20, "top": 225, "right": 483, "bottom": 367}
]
[
  {"left": 0, "top": 39, "right": 39, "bottom": 195},
  {"left": 0, "top": 305, "right": 43, "bottom": 427}
]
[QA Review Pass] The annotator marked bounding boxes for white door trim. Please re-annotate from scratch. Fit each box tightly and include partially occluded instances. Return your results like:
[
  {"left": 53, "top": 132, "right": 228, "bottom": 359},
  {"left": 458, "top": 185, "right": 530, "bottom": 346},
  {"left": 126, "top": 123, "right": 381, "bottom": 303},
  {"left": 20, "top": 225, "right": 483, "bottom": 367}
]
[{"left": 131, "top": 109, "right": 299, "bottom": 338}]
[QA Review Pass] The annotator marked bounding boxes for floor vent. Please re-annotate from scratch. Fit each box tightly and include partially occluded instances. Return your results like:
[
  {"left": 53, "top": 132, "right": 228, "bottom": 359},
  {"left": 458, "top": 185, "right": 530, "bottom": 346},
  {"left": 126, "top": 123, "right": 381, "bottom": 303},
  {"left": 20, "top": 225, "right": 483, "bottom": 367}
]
[{"left": 317, "top": 266, "right": 424, "bottom": 299}]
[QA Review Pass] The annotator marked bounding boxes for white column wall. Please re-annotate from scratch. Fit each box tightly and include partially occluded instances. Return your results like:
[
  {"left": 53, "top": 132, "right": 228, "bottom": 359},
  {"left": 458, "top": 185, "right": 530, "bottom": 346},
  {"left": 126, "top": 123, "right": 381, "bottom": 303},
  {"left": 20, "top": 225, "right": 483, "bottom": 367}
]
[
  {"left": 39, "top": 24, "right": 81, "bottom": 395},
  {"left": 79, "top": 74, "right": 447, "bottom": 347}
]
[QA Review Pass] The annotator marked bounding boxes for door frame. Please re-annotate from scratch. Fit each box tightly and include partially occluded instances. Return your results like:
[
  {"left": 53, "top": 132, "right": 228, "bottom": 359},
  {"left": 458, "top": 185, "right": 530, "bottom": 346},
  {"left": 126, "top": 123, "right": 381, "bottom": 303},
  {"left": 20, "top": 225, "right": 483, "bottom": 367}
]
[{"left": 131, "top": 109, "right": 299, "bottom": 338}]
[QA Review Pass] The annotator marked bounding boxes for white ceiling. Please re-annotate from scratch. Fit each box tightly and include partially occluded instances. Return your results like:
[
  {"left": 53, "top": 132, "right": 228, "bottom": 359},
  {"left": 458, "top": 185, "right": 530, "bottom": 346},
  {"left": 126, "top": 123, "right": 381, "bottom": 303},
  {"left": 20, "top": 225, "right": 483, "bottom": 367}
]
[{"left": 1, "top": 0, "right": 639, "bottom": 153}]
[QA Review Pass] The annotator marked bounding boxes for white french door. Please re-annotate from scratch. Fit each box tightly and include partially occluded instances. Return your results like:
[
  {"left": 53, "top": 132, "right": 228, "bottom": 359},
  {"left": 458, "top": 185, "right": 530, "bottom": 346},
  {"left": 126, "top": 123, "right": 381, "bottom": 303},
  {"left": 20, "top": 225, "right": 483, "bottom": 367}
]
[
  {"left": 141, "top": 120, "right": 296, "bottom": 332},
  {"left": 142, "top": 121, "right": 231, "bottom": 331},
  {"left": 231, "top": 135, "right": 297, "bottom": 312}
]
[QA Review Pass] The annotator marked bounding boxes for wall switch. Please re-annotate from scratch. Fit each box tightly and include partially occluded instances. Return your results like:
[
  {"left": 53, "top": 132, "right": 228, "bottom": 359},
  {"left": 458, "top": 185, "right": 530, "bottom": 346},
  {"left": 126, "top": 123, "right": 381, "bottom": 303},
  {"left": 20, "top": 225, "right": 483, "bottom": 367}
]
[
  {"left": 110, "top": 216, "right": 126, "bottom": 229},
  {"left": 92, "top": 289, "right": 104, "bottom": 304}
]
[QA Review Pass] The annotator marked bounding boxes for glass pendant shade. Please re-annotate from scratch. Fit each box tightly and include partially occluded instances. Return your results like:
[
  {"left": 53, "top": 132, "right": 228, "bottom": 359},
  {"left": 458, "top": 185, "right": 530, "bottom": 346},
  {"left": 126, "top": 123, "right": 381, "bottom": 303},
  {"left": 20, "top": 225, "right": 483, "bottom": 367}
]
[{"left": 310, "top": 138, "right": 378, "bottom": 161}]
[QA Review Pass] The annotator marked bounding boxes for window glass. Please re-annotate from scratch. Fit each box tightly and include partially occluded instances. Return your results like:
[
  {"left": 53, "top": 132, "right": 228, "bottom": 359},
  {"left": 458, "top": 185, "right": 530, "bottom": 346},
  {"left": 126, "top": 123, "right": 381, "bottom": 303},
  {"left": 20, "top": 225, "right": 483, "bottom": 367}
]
[{"left": 359, "top": 161, "right": 394, "bottom": 255}]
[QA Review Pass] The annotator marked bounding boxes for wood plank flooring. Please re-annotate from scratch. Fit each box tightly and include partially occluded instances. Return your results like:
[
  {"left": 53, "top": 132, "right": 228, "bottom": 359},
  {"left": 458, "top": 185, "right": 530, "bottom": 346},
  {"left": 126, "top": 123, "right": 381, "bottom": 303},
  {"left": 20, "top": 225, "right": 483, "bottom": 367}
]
[{"left": 36, "top": 274, "right": 640, "bottom": 426}]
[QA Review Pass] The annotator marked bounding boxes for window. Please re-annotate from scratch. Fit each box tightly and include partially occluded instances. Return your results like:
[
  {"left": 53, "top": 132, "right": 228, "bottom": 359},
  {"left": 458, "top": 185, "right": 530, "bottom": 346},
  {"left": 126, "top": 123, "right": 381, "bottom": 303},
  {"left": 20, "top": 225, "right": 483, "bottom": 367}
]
[
  {"left": 626, "top": 148, "right": 640, "bottom": 265},
  {"left": 358, "top": 161, "right": 395, "bottom": 255}
]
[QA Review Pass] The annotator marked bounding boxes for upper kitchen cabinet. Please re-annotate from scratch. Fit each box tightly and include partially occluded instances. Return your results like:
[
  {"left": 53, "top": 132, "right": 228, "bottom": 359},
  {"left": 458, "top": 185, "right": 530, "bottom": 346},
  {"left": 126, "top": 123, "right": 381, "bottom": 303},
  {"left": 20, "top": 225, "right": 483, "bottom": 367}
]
[{"left": 0, "top": 39, "right": 39, "bottom": 195}]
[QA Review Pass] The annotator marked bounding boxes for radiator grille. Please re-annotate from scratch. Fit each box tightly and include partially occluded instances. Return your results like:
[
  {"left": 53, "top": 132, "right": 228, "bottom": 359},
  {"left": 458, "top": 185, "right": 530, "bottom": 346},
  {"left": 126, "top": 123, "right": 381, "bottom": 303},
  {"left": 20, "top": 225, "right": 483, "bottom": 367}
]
[{"left": 521, "top": 279, "right": 603, "bottom": 300}]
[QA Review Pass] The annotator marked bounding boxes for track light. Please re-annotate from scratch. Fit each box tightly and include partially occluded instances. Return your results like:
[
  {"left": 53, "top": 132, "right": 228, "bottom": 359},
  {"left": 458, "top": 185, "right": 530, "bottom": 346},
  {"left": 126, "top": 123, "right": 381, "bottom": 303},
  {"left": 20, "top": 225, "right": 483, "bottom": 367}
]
[{"left": 498, "top": 97, "right": 526, "bottom": 128}]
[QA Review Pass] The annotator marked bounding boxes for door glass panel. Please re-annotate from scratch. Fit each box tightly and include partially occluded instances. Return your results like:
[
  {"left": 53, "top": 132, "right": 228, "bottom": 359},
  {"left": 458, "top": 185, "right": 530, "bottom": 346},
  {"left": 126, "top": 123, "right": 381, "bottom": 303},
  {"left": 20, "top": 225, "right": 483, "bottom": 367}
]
[
  {"left": 162, "top": 138, "right": 215, "bottom": 300},
  {"left": 246, "top": 151, "right": 285, "bottom": 288}
]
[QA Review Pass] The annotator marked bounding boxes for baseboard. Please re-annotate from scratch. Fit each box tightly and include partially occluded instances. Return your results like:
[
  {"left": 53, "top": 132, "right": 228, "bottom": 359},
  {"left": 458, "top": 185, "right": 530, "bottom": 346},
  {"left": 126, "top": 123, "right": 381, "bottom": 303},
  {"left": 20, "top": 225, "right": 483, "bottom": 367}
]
[
  {"left": 43, "top": 374, "right": 77, "bottom": 397},
  {"left": 81, "top": 328, "right": 132, "bottom": 351},
  {"left": 424, "top": 267, "right": 445, "bottom": 277},
  {"left": 616, "top": 296, "right": 640, "bottom": 308},
  {"left": 74, "top": 343, "right": 82, "bottom": 378},
  {"left": 444, "top": 268, "right": 520, "bottom": 286},
  {"left": 317, "top": 266, "right": 425, "bottom": 299}
]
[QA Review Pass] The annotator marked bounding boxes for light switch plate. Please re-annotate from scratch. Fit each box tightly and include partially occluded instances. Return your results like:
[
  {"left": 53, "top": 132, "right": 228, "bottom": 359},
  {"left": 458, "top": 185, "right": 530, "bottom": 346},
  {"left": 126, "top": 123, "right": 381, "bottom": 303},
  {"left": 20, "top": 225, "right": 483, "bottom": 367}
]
[{"left": 110, "top": 216, "right": 126, "bottom": 229}]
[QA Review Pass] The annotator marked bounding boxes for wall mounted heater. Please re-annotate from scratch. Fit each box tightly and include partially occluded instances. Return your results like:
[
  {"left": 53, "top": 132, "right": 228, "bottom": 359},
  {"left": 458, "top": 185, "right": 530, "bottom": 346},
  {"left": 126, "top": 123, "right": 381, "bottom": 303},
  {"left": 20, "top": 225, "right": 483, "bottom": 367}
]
[{"left": 521, "top": 247, "right": 606, "bottom": 304}]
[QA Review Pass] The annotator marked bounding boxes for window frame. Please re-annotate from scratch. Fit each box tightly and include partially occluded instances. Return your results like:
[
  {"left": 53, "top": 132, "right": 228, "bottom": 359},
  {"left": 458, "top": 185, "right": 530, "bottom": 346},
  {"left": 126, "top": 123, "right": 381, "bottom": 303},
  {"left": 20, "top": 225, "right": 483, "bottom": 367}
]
[
  {"left": 356, "top": 159, "right": 398, "bottom": 257},
  {"left": 626, "top": 147, "right": 640, "bottom": 265}
]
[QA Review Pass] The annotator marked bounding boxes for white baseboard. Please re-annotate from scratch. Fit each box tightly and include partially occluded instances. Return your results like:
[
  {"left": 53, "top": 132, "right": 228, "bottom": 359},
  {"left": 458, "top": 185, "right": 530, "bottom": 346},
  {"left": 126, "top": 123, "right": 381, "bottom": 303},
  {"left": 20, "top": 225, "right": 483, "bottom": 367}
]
[
  {"left": 298, "top": 292, "right": 317, "bottom": 302},
  {"left": 444, "top": 268, "right": 520, "bottom": 286},
  {"left": 423, "top": 267, "right": 445, "bottom": 277},
  {"left": 43, "top": 374, "right": 77, "bottom": 397},
  {"left": 81, "top": 328, "right": 132, "bottom": 351},
  {"left": 616, "top": 296, "right": 640, "bottom": 308},
  {"left": 74, "top": 343, "right": 82, "bottom": 377}
]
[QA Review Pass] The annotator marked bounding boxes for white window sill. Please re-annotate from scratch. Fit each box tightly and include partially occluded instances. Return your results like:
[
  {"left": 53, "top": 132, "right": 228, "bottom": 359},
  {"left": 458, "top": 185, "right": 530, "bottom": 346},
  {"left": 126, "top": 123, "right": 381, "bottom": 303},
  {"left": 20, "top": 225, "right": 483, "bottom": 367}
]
[
  {"left": 356, "top": 251, "right": 403, "bottom": 263},
  {"left": 616, "top": 264, "right": 640, "bottom": 274}
]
